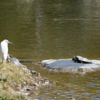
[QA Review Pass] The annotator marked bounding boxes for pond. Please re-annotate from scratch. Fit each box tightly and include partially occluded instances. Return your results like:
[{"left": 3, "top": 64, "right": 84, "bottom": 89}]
[{"left": 0, "top": 0, "right": 100, "bottom": 99}]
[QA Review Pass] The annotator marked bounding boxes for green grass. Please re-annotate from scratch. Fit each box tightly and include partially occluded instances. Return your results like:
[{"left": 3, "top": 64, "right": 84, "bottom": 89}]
[{"left": 0, "top": 62, "right": 34, "bottom": 99}]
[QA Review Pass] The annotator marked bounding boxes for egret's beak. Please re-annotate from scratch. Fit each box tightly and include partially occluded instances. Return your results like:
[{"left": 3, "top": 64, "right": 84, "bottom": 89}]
[{"left": 9, "top": 42, "right": 14, "bottom": 44}]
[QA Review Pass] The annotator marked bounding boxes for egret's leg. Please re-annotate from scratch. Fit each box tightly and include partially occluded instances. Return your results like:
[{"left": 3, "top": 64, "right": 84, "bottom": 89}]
[
  {"left": 4, "top": 54, "right": 7, "bottom": 61},
  {"left": 2, "top": 55, "right": 7, "bottom": 63}
]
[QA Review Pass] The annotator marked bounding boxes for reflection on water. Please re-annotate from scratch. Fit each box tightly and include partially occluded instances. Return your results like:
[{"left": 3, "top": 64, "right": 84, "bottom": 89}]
[
  {"left": 0, "top": 0, "right": 100, "bottom": 99},
  {"left": 27, "top": 63, "right": 100, "bottom": 100}
]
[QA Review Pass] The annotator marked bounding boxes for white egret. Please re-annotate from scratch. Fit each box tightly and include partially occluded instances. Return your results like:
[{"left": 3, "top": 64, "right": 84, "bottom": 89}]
[{"left": 0, "top": 39, "right": 13, "bottom": 62}]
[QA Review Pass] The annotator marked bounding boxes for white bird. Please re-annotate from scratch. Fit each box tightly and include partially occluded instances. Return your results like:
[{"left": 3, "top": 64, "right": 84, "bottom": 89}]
[{"left": 0, "top": 39, "right": 13, "bottom": 62}]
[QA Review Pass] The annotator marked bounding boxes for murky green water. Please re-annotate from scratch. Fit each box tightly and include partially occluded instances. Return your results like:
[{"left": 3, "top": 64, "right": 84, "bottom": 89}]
[{"left": 0, "top": 0, "right": 100, "bottom": 99}]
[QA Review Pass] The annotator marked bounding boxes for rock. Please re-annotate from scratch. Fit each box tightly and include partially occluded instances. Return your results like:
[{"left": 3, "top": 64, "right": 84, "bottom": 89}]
[
  {"left": 34, "top": 83, "right": 39, "bottom": 86},
  {"left": 17, "top": 91, "right": 29, "bottom": 96},
  {"left": 22, "top": 86, "right": 33, "bottom": 91},
  {"left": 40, "top": 56, "right": 100, "bottom": 72},
  {"left": 7, "top": 54, "right": 21, "bottom": 66},
  {"left": 42, "top": 80, "right": 49, "bottom": 85},
  {"left": 7, "top": 54, "right": 30, "bottom": 74},
  {"left": 31, "top": 70, "right": 37, "bottom": 74},
  {"left": 69, "top": 97, "right": 75, "bottom": 100}
]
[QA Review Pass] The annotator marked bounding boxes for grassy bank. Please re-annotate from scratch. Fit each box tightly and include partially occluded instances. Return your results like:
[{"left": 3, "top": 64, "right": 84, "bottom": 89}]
[{"left": 0, "top": 62, "right": 37, "bottom": 100}]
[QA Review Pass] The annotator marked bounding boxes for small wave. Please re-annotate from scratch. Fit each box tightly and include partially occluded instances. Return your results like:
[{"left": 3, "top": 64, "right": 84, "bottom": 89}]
[{"left": 54, "top": 18, "right": 100, "bottom": 21}]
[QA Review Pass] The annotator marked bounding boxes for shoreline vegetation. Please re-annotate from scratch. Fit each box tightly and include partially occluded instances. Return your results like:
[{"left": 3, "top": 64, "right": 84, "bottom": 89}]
[{"left": 0, "top": 61, "right": 51, "bottom": 100}]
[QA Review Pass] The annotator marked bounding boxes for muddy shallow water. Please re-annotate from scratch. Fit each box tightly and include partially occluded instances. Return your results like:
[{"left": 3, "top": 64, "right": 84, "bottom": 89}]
[
  {"left": 0, "top": 0, "right": 100, "bottom": 99},
  {"left": 24, "top": 63, "right": 100, "bottom": 100}
]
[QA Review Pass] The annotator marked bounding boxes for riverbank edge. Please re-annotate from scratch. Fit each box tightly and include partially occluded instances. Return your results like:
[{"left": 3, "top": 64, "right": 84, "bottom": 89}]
[{"left": 0, "top": 62, "right": 50, "bottom": 100}]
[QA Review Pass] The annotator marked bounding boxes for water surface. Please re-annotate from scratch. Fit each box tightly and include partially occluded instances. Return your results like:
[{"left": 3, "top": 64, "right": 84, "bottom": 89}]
[{"left": 0, "top": 0, "right": 100, "bottom": 99}]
